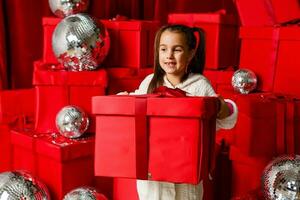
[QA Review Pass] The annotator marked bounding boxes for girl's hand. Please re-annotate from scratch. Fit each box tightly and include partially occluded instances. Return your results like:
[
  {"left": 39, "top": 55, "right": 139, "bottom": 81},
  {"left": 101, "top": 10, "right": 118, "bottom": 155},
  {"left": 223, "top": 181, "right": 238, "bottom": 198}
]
[
  {"left": 117, "top": 91, "right": 129, "bottom": 95},
  {"left": 217, "top": 95, "right": 230, "bottom": 119}
]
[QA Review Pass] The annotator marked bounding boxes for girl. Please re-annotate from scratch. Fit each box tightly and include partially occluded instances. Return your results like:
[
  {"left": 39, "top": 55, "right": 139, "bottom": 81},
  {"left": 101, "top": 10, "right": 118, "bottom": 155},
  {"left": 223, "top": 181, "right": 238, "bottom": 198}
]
[{"left": 122, "top": 24, "right": 237, "bottom": 200}]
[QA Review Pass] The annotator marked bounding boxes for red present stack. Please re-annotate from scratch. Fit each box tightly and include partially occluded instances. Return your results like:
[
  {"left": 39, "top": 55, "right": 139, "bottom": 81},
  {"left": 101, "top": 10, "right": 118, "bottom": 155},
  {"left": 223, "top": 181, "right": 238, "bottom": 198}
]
[{"left": 232, "top": 3, "right": 300, "bottom": 196}]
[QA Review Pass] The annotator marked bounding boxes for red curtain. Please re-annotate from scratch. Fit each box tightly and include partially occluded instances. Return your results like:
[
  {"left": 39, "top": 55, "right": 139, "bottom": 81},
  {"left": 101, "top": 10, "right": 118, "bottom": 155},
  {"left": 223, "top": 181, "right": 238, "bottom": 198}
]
[{"left": 0, "top": 0, "right": 236, "bottom": 89}]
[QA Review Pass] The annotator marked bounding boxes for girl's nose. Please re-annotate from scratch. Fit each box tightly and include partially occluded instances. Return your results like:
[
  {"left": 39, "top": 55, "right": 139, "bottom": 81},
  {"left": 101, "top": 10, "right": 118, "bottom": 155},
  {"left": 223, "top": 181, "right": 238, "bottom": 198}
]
[{"left": 166, "top": 50, "right": 174, "bottom": 59}]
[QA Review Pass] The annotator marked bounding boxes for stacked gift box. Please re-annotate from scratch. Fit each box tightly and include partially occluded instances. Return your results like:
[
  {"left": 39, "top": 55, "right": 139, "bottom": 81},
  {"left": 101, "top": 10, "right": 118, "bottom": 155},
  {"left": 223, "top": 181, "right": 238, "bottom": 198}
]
[{"left": 230, "top": 0, "right": 300, "bottom": 198}]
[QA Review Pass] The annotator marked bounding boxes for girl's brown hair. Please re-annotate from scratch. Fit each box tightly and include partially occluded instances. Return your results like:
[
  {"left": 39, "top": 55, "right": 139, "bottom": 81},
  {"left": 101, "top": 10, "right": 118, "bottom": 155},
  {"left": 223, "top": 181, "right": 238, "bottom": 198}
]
[{"left": 147, "top": 24, "right": 205, "bottom": 93}]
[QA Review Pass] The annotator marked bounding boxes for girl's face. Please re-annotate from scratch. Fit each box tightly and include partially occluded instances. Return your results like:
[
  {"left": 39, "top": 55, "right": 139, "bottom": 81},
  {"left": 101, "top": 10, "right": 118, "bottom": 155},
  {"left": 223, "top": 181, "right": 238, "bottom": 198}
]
[{"left": 158, "top": 30, "right": 194, "bottom": 79}]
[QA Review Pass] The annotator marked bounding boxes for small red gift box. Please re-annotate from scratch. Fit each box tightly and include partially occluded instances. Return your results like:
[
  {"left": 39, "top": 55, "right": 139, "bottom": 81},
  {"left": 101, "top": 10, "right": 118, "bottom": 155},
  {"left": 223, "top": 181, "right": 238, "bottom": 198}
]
[
  {"left": 229, "top": 146, "right": 270, "bottom": 198},
  {"left": 168, "top": 13, "right": 239, "bottom": 70},
  {"left": 273, "top": 27, "right": 300, "bottom": 98},
  {"left": 33, "top": 60, "right": 107, "bottom": 133},
  {"left": 235, "top": 0, "right": 300, "bottom": 26},
  {"left": 100, "top": 20, "right": 160, "bottom": 69},
  {"left": 10, "top": 130, "right": 37, "bottom": 175},
  {"left": 239, "top": 26, "right": 280, "bottom": 92},
  {"left": 92, "top": 95, "right": 148, "bottom": 179},
  {"left": 147, "top": 97, "right": 218, "bottom": 184},
  {"left": 35, "top": 134, "right": 95, "bottom": 200}
]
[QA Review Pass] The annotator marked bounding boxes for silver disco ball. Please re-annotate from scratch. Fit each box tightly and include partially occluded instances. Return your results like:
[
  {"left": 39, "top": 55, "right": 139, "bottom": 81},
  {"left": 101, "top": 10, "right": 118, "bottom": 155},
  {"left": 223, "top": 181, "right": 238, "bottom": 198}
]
[
  {"left": 63, "top": 187, "right": 108, "bottom": 200},
  {"left": 56, "top": 105, "right": 89, "bottom": 139},
  {"left": 232, "top": 69, "right": 257, "bottom": 94},
  {"left": 0, "top": 171, "right": 50, "bottom": 200},
  {"left": 49, "top": 0, "right": 89, "bottom": 18},
  {"left": 262, "top": 155, "right": 300, "bottom": 200},
  {"left": 52, "top": 13, "right": 110, "bottom": 71}
]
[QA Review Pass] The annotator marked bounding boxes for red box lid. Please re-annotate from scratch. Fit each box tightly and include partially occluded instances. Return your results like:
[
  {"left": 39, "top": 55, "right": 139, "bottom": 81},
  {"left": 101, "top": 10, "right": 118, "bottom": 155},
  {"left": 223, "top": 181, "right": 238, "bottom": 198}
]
[
  {"left": 35, "top": 134, "right": 95, "bottom": 161},
  {"left": 168, "top": 13, "right": 238, "bottom": 25},
  {"left": 33, "top": 60, "right": 108, "bottom": 86},
  {"left": 239, "top": 26, "right": 280, "bottom": 39},
  {"left": 92, "top": 95, "right": 149, "bottom": 115},
  {"left": 147, "top": 97, "right": 218, "bottom": 118}
]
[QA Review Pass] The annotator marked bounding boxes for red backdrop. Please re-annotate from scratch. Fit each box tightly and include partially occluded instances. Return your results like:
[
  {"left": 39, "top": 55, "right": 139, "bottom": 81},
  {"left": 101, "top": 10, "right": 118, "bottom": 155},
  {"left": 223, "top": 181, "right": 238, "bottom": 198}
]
[{"left": 0, "top": 0, "right": 236, "bottom": 89}]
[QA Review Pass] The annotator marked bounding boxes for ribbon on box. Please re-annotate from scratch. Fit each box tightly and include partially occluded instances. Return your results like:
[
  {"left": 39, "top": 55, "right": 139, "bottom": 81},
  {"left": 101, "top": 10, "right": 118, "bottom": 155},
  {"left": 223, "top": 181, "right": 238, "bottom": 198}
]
[{"left": 153, "top": 86, "right": 186, "bottom": 97}]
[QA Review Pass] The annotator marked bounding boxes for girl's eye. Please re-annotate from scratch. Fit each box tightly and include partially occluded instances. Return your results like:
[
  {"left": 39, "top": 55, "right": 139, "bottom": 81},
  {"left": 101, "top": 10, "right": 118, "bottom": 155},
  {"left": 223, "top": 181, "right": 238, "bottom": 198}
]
[
  {"left": 160, "top": 48, "right": 166, "bottom": 52},
  {"left": 174, "top": 48, "right": 182, "bottom": 52}
]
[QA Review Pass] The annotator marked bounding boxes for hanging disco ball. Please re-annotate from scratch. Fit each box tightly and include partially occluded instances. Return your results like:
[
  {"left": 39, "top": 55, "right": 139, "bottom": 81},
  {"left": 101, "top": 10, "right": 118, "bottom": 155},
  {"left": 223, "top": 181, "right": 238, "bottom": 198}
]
[
  {"left": 0, "top": 171, "right": 50, "bottom": 200},
  {"left": 49, "top": 0, "right": 89, "bottom": 18},
  {"left": 232, "top": 69, "right": 257, "bottom": 94},
  {"left": 56, "top": 105, "right": 89, "bottom": 139},
  {"left": 262, "top": 155, "right": 300, "bottom": 200},
  {"left": 63, "top": 187, "right": 108, "bottom": 200},
  {"left": 52, "top": 13, "right": 110, "bottom": 71}
]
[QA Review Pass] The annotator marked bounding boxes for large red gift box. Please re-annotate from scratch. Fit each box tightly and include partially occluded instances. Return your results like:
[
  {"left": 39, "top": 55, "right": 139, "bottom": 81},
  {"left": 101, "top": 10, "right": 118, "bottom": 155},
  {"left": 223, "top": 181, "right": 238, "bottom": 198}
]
[
  {"left": 229, "top": 146, "right": 270, "bottom": 198},
  {"left": 0, "top": 89, "right": 35, "bottom": 172},
  {"left": 168, "top": 13, "right": 239, "bottom": 70},
  {"left": 35, "top": 134, "right": 95, "bottom": 200},
  {"left": 235, "top": 0, "right": 300, "bottom": 26},
  {"left": 239, "top": 27, "right": 280, "bottom": 92},
  {"left": 33, "top": 61, "right": 107, "bottom": 133},
  {"left": 147, "top": 97, "right": 218, "bottom": 184},
  {"left": 273, "top": 27, "right": 300, "bottom": 98},
  {"left": 101, "top": 20, "right": 160, "bottom": 69},
  {"left": 92, "top": 95, "right": 148, "bottom": 179}
]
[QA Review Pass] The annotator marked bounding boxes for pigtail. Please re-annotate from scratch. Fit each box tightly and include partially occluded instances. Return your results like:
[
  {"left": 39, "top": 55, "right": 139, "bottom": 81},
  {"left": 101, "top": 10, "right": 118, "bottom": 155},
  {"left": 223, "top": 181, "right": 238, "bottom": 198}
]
[{"left": 190, "top": 27, "right": 206, "bottom": 74}]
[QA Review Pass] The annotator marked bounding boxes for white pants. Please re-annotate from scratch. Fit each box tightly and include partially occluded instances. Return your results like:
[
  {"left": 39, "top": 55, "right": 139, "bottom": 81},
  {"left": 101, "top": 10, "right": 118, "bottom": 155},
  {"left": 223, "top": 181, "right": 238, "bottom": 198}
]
[{"left": 137, "top": 180, "right": 203, "bottom": 200}]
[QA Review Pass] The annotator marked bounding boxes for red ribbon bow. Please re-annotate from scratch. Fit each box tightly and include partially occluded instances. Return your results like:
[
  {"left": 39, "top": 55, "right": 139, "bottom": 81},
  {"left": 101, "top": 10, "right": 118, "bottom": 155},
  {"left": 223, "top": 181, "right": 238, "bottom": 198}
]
[{"left": 153, "top": 86, "right": 186, "bottom": 97}]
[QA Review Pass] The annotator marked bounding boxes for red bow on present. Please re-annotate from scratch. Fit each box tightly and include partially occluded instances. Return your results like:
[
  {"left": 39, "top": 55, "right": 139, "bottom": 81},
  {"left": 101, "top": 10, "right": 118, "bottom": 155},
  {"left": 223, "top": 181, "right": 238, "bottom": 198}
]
[{"left": 153, "top": 86, "right": 186, "bottom": 97}]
